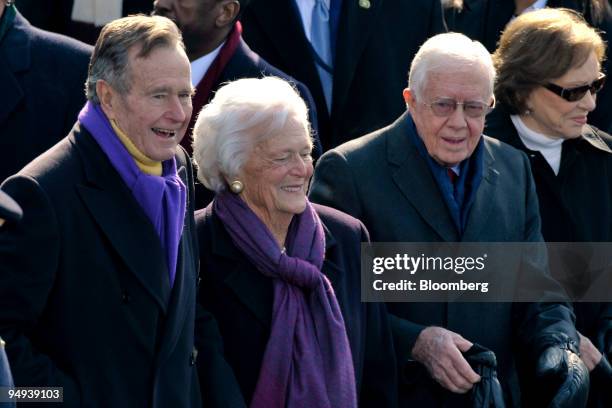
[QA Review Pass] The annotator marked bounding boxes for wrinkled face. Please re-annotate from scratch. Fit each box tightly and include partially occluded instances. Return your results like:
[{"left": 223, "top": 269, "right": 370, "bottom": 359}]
[
  {"left": 522, "top": 51, "right": 600, "bottom": 139},
  {"left": 405, "top": 67, "right": 492, "bottom": 167},
  {"left": 153, "top": 0, "right": 221, "bottom": 53},
  {"left": 238, "top": 121, "right": 314, "bottom": 228},
  {"left": 107, "top": 44, "right": 193, "bottom": 161}
]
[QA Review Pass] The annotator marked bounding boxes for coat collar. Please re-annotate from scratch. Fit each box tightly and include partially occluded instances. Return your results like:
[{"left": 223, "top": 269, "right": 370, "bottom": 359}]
[
  {"left": 386, "top": 111, "right": 498, "bottom": 241},
  {"left": 74, "top": 124, "right": 191, "bottom": 314},
  {"left": 386, "top": 112, "right": 458, "bottom": 241},
  {"left": 207, "top": 204, "right": 340, "bottom": 329}
]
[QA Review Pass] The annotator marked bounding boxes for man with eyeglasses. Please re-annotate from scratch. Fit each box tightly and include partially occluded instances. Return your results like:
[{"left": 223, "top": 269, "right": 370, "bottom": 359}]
[{"left": 310, "top": 32, "right": 587, "bottom": 407}]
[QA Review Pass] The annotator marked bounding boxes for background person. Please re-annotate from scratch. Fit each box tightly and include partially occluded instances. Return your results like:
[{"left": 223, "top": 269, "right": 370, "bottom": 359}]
[
  {"left": 240, "top": 0, "right": 447, "bottom": 151},
  {"left": 192, "top": 76, "right": 398, "bottom": 407},
  {"left": 0, "top": 0, "right": 92, "bottom": 183},
  {"left": 486, "top": 8, "right": 612, "bottom": 406}
]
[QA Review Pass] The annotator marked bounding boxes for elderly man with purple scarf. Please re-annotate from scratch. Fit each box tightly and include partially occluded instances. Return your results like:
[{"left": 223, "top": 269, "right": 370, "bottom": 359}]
[
  {"left": 191, "top": 76, "right": 398, "bottom": 407},
  {"left": 0, "top": 15, "right": 213, "bottom": 407}
]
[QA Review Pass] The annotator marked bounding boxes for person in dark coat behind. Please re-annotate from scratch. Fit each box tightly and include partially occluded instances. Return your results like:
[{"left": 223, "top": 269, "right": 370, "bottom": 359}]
[
  {"left": 486, "top": 8, "right": 612, "bottom": 406},
  {"left": 240, "top": 0, "right": 447, "bottom": 151},
  {"left": 191, "top": 76, "right": 398, "bottom": 407},
  {"left": 0, "top": 1, "right": 92, "bottom": 183}
]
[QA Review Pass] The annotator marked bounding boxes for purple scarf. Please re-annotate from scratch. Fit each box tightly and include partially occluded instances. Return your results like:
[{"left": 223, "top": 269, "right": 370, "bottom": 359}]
[
  {"left": 214, "top": 191, "right": 357, "bottom": 408},
  {"left": 78, "top": 102, "right": 186, "bottom": 287}
]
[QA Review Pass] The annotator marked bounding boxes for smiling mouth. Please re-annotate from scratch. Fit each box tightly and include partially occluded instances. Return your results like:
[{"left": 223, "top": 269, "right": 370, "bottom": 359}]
[
  {"left": 281, "top": 185, "right": 303, "bottom": 193},
  {"left": 152, "top": 128, "right": 177, "bottom": 138}
]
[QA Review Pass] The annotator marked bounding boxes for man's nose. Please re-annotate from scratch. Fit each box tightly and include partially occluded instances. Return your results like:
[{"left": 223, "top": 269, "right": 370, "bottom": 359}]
[{"left": 447, "top": 104, "right": 468, "bottom": 127}]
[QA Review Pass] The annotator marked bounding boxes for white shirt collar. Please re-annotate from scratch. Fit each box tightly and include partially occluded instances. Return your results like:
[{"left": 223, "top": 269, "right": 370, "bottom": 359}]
[
  {"left": 511, "top": 114, "right": 563, "bottom": 175},
  {"left": 190, "top": 41, "right": 225, "bottom": 87}
]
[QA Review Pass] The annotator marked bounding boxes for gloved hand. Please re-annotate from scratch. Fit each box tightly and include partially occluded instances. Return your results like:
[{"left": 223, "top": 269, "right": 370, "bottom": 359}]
[
  {"left": 463, "top": 343, "right": 505, "bottom": 408},
  {"left": 590, "top": 354, "right": 612, "bottom": 405},
  {"left": 533, "top": 345, "right": 589, "bottom": 408}
]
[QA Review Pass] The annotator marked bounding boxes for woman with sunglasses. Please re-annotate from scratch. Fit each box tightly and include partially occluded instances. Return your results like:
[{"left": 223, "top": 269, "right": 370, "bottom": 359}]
[{"left": 486, "top": 8, "right": 612, "bottom": 407}]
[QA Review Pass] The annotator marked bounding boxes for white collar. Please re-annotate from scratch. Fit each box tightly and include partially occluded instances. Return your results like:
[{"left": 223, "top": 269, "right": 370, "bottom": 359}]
[
  {"left": 190, "top": 41, "right": 225, "bottom": 87},
  {"left": 511, "top": 114, "right": 563, "bottom": 175}
]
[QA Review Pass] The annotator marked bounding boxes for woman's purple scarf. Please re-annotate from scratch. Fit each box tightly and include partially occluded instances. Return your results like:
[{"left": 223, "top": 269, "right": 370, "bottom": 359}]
[
  {"left": 214, "top": 191, "right": 357, "bottom": 408},
  {"left": 78, "top": 102, "right": 186, "bottom": 287}
]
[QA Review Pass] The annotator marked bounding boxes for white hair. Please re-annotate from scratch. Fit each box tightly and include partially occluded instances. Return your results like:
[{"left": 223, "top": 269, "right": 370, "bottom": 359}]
[
  {"left": 408, "top": 32, "right": 495, "bottom": 100},
  {"left": 192, "top": 76, "right": 312, "bottom": 192}
]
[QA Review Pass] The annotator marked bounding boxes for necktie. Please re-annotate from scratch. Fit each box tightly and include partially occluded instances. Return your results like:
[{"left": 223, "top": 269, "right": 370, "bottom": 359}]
[
  {"left": 447, "top": 168, "right": 458, "bottom": 184},
  {"left": 311, "top": 0, "right": 333, "bottom": 113}
]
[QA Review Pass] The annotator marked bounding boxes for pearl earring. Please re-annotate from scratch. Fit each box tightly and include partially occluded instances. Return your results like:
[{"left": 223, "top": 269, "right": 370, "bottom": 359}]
[{"left": 229, "top": 180, "right": 244, "bottom": 194}]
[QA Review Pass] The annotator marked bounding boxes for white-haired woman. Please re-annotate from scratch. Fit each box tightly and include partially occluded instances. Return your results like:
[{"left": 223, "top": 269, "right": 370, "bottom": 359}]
[{"left": 192, "top": 77, "right": 397, "bottom": 407}]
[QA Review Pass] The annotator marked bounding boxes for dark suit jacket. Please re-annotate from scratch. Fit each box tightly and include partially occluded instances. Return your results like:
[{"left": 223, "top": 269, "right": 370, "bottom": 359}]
[
  {"left": 309, "top": 111, "right": 578, "bottom": 407},
  {"left": 195, "top": 203, "right": 398, "bottom": 407},
  {"left": 191, "top": 37, "right": 321, "bottom": 210},
  {"left": 0, "top": 124, "right": 202, "bottom": 407},
  {"left": 445, "top": 0, "right": 612, "bottom": 133},
  {"left": 0, "top": 10, "right": 91, "bottom": 183},
  {"left": 240, "top": 0, "right": 446, "bottom": 151}
]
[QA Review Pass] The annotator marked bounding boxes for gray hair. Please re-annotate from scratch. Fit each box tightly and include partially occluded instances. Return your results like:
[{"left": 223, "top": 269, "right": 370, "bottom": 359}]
[
  {"left": 86, "top": 15, "right": 184, "bottom": 103},
  {"left": 192, "top": 76, "right": 312, "bottom": 192},
  {"left": 408, "top": 32, "right": 495, "bottom": 100}
]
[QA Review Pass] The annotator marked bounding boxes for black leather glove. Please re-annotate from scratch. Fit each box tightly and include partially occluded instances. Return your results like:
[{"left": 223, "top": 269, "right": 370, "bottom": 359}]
[
  {"left": 534, "top": 344, "right": 589, "bottom": 408},
  {"left": 589, "top": 354, "right": 612, "bottom": 406},
  {"left": 463, "top": 343, "right": 505, "bottom": 408}
]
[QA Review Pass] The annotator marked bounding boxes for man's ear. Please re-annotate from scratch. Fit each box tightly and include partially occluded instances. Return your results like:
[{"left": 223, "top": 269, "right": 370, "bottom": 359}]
[
  {"left": 403, "top": 88, "right": 416, "bottom": 110},
  {"left": 217, "top": 0, "right": 240, "bottom": 28},
  {"left": 96, "top": 80, "right": 118, "bottom": 120}
]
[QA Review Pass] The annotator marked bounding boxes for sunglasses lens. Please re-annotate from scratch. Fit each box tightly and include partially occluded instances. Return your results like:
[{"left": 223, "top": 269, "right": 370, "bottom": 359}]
[
  {"left": 564, "top": 76, "right": 606, "bottom": 101},
  {"left": 565, "top": 86, "right": 589, "bottom": 102}
]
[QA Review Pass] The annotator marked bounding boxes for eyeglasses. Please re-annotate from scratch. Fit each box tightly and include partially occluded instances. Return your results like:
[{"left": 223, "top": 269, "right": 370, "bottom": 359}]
[
  {"left": 423, "top": 98, "right": 495, "bottom": 118},
  {"left": 543, "top": 74, "right": 606, "bottom": 102}
]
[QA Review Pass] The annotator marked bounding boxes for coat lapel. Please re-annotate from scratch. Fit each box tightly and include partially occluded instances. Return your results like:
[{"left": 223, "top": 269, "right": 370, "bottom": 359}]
[
  {"left": 154, "top": 164, "right": 196, "bottom": 365},
  {"left": 462, "top": 141, "right": 498, "bottom": 241},
  {"left": 387, "top": 113, "right": 459, "bottom": 242},
  {"left": 209, "top": 209, "right": 273, "bottom": 328},
  {"left": 0, "top": 12, "right": 30, "bottom": 124},
  {"left": 74, "top": 126, "right": 172, "bottom": 313},
  {"left": 332, "top": 0, "right": 382, "bottom": 118}
]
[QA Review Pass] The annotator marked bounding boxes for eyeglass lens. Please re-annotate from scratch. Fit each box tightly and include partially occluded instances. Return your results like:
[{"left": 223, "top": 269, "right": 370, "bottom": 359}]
[{"left": 429, "top": 99, "right": 491, "bottom": 118}]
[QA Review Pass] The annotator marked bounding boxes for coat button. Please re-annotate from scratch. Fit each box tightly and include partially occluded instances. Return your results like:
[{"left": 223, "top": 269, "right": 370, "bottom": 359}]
[
  {"left": 121, "top": 291, "right": 131, "bottom": 304},
  {"left": 190, "top": 348, "right": 198, "bottom": 366}
]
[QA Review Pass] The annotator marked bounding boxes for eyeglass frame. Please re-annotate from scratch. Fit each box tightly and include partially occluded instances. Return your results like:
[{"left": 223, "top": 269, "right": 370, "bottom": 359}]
[
  {"left": 421, "top": 97, "right": 496, "bottom": 118},
  {"left": 543, "top": 73, "right": 606, "bottom": 102}
]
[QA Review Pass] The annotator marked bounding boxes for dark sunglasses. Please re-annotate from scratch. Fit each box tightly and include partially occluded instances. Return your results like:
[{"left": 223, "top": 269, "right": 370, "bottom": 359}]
[{"left": 543, "top": 74, "right": 606, "bottom": 102}]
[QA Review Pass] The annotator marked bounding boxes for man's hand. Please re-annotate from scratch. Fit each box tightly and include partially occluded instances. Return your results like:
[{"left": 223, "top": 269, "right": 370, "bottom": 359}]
[
  {"left": 579, "top": 332, "right": 602, "bottom": 371},
  {"left": 411, "top": 326, "right": 481, "bottom": 393}
]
